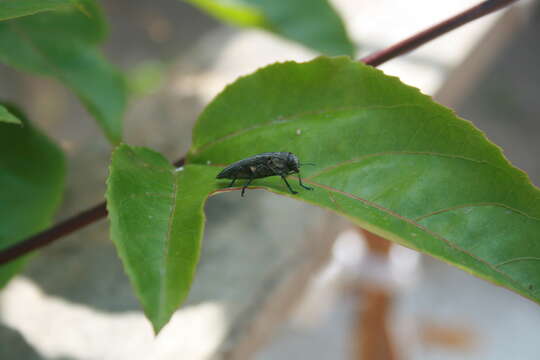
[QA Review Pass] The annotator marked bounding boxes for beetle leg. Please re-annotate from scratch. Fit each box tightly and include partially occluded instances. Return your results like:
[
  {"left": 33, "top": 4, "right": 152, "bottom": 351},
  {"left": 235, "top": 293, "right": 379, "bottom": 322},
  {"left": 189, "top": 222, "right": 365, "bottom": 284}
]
[
  {"left": 281, "top": 176, "right": 298, "bottom": 195},
  {"left": 297, "top": 173, "right": 313, "bottom": 190},
  {"left": 241, "top": 175, "right": 254, "bottom": 197},
  {"left": 228, "top": 178, "right": 237, "bottom": 187}
]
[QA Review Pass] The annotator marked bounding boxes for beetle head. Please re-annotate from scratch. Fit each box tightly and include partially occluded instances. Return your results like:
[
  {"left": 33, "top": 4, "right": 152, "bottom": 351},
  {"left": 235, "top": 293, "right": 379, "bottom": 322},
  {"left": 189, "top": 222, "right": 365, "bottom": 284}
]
[{"left": 287, "top": 152, "right": 300, "bottom": 173}]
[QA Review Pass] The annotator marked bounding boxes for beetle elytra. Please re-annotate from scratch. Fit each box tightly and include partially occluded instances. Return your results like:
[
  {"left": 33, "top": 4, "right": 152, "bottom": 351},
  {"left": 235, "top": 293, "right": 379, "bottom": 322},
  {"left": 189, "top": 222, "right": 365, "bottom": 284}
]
[{"left": 216, "top": 152, "right": 314, "bottom": 197}]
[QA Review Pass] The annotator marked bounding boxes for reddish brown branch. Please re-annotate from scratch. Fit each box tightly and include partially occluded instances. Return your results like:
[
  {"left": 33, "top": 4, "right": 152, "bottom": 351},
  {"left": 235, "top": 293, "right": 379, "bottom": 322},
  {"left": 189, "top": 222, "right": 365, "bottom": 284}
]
[
  {"left": 0, "top": 0, "right": 518, "bottom": 266},
  {"left": 0, "top": 203, "right": 108, "bottom": 265},
  {"left": 361, "top": 0, "right": 519, "bottom": 67},
  {"left": 0, "top": 159, "right": 185, "bottom": 266}
]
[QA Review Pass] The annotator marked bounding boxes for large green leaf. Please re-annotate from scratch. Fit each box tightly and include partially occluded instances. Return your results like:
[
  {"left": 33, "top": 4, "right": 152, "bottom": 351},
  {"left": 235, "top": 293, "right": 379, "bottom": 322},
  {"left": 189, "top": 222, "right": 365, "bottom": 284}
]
[
  {"left": 0, "top": 0, "right": 82, "bottom": 21},
  {"left": 184, "top": 0, "right": 355, "bottom": 56},
  {"left": 107, "top": 145, "right": 215, "bottom": 333},
  {"left": 0, "top": 105, "right": 66, "bottom": 289},
  {"left": 0, "top": 0, "right": 126, "bottom": 144},
  {"left": 108, "top": 56, "right": 540, "bottom": 332},
  {"left": 188, "top": 56, "right": 540, "bottom": 302},
  {"left": 0, "top": 105, "right": 21, "bottom": 124}
]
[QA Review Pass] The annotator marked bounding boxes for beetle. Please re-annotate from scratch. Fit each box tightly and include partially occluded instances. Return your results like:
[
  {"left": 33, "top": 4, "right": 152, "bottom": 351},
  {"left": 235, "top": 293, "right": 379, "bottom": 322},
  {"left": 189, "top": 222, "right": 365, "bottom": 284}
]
[{"left": 216, "top": 152, "right": 314, "bottom": 197}]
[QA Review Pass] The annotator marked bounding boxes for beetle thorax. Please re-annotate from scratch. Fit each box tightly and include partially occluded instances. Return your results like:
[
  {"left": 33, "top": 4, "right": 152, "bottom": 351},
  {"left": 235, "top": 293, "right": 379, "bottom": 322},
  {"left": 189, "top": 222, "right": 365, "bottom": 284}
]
[{"left": 287, "top": 152, "right": 300, "bottom": 173}]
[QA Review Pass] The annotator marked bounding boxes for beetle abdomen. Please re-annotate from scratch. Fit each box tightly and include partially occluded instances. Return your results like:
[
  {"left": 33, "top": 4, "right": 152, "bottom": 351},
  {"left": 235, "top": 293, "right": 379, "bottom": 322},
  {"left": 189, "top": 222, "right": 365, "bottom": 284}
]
[
  {"left": 216, "top": 152, "right": 294, "bottom": 180},
  {"left": 216, "top": 162, "right": 255, "bottom": 179},
  {"left": 217, "top": 154, "right": 276, "bottom": 179}
]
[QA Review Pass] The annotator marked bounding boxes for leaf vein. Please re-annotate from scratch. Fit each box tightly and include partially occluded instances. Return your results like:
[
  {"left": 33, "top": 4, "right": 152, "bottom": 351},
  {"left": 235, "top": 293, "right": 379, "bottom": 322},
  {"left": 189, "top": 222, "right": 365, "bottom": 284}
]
[
  {"left": 306, "top": 151, "right": 490, "bottom": 179},
  {"left": 495, "top": 257, "right": 540, "bottom": 268},
  {"left": 414, "top": 202, "right": 540, "bottom": 222}
]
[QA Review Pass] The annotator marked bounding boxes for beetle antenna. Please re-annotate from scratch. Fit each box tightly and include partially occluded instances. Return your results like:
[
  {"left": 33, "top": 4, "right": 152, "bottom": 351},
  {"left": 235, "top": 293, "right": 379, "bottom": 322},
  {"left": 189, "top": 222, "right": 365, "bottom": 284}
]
[{"left": 300, "top": 162, "right": 316, "bottom": 166}]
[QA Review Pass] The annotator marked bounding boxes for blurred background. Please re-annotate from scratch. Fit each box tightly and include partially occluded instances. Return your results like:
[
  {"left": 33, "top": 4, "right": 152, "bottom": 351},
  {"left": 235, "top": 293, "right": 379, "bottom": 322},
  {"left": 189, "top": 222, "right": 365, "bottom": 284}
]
[{"left": 1, "top": 0, "right": 539, "bottom": 359}]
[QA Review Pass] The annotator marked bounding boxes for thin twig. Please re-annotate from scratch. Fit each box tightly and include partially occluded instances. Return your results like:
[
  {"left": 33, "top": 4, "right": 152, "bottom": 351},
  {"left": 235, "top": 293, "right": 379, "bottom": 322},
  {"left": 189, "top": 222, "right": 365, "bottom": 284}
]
[
  {"left": 0, "top": 203, "right": 107, "bottom": 265},
  {"left": 0, "top": 0, "right": 518, "bottom": 266},
  {"left": 361, "top": 0, "right": 518, "bottom": 66},
  {"left": 0, "top": 159, "right": 185, "bottom": 265}
]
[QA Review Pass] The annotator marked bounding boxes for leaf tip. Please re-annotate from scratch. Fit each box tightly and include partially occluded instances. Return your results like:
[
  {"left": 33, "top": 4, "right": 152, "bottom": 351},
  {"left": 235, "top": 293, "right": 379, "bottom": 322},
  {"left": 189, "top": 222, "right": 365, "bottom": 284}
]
[{"left": 151, "top": 320, "right": 166, "bottom": 336}]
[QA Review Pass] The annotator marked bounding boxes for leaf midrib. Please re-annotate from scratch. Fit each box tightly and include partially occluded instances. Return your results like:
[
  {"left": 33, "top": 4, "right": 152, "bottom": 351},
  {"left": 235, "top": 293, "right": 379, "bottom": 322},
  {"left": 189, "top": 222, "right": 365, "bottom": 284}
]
[
  {"left": 158, "top": 170, "right": 178, "bottom": 325},
  {"left": 298, "top": 178, "right": 533, "bottom": 297},
  {"left": 8, "top": 21, "right": 71, "bottom": 79},
  {"left": 0, "top": 0, "right": 76, "bottom": 21},
  {"left": 304, "top": 151, "right": 540, "bottom": 219},
  {"left": 305, "top": 150, "right": 491, "bottom": 179}
]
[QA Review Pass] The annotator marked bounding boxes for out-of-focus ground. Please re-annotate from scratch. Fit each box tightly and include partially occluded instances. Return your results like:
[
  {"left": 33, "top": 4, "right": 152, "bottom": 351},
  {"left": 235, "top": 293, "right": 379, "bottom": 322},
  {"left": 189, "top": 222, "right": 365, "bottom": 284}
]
[{"left": 0, "top": 0, "right": 539, "bottom": 359}]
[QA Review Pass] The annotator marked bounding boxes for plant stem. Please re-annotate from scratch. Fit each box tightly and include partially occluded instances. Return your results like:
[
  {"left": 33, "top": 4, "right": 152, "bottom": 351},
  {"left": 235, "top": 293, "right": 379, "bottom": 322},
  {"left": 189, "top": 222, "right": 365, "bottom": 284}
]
[
  {"left": 0, "top": 0, "right": 519, "bottom": 266},
  {"left": 0, "top": 159, "right": 184, "bottom": 265},
  {"left": 0, "top": 203, "right": 107, "bottom": 265},
  {"left": 361, "top": 0, "right": 519, "bottom": 67}
]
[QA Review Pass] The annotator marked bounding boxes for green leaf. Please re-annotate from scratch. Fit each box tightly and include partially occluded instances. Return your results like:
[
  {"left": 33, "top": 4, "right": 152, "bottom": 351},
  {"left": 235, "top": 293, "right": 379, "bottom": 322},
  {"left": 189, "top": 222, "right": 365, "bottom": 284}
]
[
  {"left": 126, "top": 60, "right": 166, "bottom": 98},
  {"left": 0, "top": 105, "right": 21, "bottom": 125},
  {"left": 0, "top": 0, "right": 82, "bottom": 21},
  {"left": 107, "top": 145, "right": 215, "bottom": 333},
  {"left": 187, "top": 56, "right": 540, "bottom": 305},
  {"left": 108, "top": 57, "right": 540, "bottom": 332},
  {"left": 0, "top": 0, "right": 126, "bottom": 144},
  {"left": 184, "top": 0, "right": 355, "bottom": 56},
  {"left": 0, "top": 105, "right": 66, "bottom": 289}
]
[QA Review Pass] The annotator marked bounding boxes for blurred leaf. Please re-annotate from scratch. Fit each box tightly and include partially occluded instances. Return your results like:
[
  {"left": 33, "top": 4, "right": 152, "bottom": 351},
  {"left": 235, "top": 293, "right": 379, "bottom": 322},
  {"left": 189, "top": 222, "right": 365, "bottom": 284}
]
[
  {"left": 0, "top": 104, "right": 66, "bottom": 289},
  {"left": 0, "top": 0, "right": 82, "bottom": 21},
  {"left": 126, "top": 61, "right": 166, "bottom": 98},
  {"left": 0, "top": 0, "right": 126, "bottom": 144},
  {"left": 184, "top": 0, "right": 355, "bottom": 56},
  {"left": 107, "top": 145, "right": 214, "bottom": 333},
  {"left": 0, "top": 105, "right": 21, "bottom": 124}
]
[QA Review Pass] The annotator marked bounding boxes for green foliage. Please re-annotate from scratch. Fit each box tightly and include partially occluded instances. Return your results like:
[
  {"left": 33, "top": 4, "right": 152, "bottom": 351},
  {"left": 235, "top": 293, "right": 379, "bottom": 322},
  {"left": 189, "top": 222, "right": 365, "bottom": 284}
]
[
  {"left": 0, "top": 0, "right": 533, "bottom": 338},
  {"left": 191, "top": 56, "right": 540, "bottom": 299},
  {"left": 126, "top": 61, "right": 167, "bottom": 98},
  {"left": 108, "top": 57, "right": 540, "bottom": 331},
  {"left": 184, "top": 0, "right": 355, "bottom": 56},
  {"left": 0, "top": 0, "right": 82, "bottom": 21},
  {"left": 0, "top": 105, "right": 66, "bottom": 288},
  {"left": 107, "top": 145, "right": 215, "bottom": 333},
  {"left": 0, "top": 0, "right": 126, "bottom": 144},
  {"left": 0, "top": 105, "right": 21, "bottom": 124}
]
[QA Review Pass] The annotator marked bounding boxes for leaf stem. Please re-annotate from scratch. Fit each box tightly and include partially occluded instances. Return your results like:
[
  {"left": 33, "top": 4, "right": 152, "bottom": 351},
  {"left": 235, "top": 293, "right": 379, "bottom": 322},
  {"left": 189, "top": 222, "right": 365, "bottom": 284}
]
[{"left": 0, "top": 0, "right": 518, "bottom": 266}]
